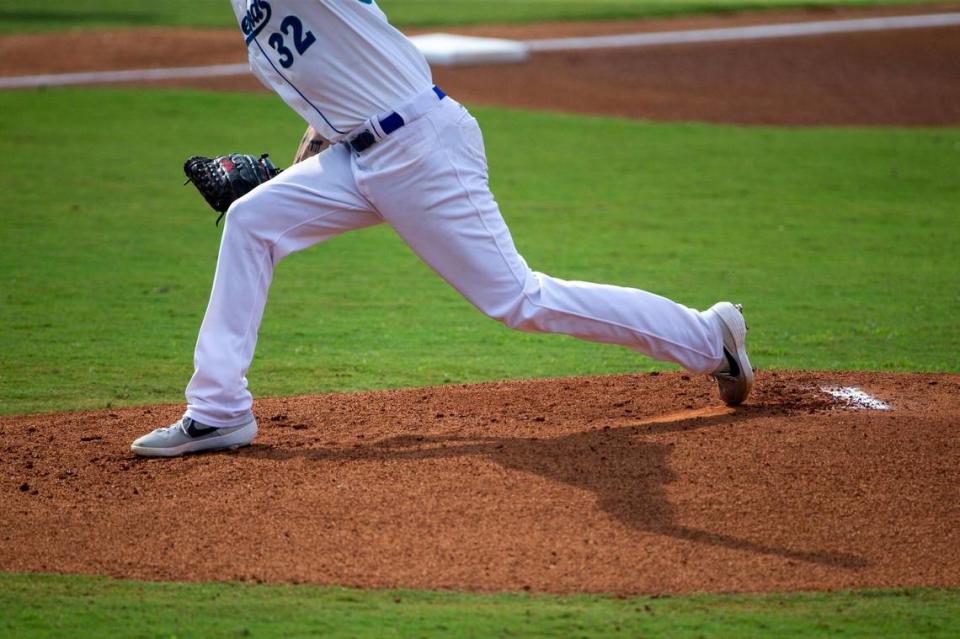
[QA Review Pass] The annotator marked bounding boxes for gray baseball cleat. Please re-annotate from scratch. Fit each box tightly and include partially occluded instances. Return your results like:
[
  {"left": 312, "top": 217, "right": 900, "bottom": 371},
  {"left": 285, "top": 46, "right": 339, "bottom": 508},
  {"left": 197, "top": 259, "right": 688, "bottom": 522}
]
[
  {"left": 131, "top": 416, "right": 257, "bottom": 457},
  {"left": 705, "top": 301, "right": 754, "bottom": 406}
]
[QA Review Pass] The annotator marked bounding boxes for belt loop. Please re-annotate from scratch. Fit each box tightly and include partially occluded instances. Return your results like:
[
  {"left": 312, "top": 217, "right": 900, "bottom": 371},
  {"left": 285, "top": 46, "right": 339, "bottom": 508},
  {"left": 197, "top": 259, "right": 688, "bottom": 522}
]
[{"left": 369, "top": 117, "right": 387, "bottom": 141}]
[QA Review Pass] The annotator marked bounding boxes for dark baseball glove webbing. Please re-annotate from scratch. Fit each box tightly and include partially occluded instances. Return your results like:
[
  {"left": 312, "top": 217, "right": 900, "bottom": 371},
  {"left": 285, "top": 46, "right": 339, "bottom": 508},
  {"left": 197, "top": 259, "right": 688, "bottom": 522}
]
[{"left": 183, "top": 153, "right": 281, "bottom": 225}]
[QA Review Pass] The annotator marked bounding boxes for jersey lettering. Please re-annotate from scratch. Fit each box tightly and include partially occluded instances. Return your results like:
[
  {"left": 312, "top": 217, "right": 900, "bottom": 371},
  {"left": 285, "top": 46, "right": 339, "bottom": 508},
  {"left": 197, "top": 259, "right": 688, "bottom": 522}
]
[
  {"left": 268, "top": 31, "right": 294, "bottom": 68},
  {"left": 242, "top": 0, "right": 272, "bottom": 45},
  {"left": 282, "top": 15, "right": 317, "bottom": 56},
  {"left": 267, "top": 15, "right": 317, "bottom": 69}
]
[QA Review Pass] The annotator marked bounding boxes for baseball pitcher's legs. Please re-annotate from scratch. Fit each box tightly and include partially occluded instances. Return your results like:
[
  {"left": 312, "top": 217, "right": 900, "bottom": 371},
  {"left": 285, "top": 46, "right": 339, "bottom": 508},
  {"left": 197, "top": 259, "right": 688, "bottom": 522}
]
[
  {"left": 185, "top": 146, "right": 381, "bottom": 427},
  {"left": 357, "top": 99, "right": 724, "bottom": 374}
]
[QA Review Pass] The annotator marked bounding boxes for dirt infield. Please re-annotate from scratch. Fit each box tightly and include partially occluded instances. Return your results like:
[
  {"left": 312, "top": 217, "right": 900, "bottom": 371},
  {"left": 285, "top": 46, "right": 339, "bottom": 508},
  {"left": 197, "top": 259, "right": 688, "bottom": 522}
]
[
  {"left": 2, "top": 4, "right": 960, "bottom": 125},
  {"left": 2, "top": 372, "right": 958, "bottom": 594},
  {"left": 3, "top": 7, "right": 959, "bottom": 596}
]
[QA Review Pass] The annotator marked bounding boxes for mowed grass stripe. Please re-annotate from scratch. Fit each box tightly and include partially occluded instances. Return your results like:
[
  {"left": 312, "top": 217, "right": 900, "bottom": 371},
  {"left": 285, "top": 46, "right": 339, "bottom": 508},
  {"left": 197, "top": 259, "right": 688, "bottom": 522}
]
[
  {"left": 0, "top": 88, "right": 958, "bottom": 415},
  {"left": 0, "top": 0, "right": 945, "bottom": 32},
  {"left": 0, "top": 574, "right": 958, "bottom": 638}
]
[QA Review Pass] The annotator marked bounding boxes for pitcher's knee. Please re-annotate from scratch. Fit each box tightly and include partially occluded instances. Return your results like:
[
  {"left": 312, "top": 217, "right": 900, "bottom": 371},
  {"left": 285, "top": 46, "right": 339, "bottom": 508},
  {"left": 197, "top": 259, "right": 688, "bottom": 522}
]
[
  {"left": 224, "top": 196, "right": 255, "bottom": 232},
  {"left": 223, "top": 191, "right": 271, "bottom": 242},
  {"left": 480, "top": 283, "right": 544, "bottom": 332}
]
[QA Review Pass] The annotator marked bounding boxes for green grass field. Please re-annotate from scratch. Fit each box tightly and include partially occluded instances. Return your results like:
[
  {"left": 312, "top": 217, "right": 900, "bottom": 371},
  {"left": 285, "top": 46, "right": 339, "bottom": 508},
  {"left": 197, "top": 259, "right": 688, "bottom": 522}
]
[
  {"left": 0, "top": 0, "right": 945, "bottom": 32},
  {"left": 1, "top": 574, "right": 958, "bottom": 638},
  {"left": 0, "top": 89, "right": 957, "bottom": 416},
  {"left": 2, "top": 0, "right": 959, "bottom": 632}
]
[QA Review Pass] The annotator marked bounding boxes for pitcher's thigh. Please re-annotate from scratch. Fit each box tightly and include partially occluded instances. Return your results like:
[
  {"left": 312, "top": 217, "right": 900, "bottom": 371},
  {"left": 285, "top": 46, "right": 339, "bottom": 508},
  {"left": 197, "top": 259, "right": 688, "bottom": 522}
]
[
  {"left": 393, "top": 188, "right": 529, "bottom": 317},
  {"left": 363, "top": 123, "right": 529, "bottom": 316},
  {"left": 226, "top": 145, "right": 382, "bottom": 257}
]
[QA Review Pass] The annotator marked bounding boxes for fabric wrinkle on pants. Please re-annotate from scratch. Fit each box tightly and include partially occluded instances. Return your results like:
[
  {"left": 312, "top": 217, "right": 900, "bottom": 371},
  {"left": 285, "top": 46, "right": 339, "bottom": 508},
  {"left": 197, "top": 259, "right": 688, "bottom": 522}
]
[{"left": 185, "top": 98, "right": 724, "bottom": 427}]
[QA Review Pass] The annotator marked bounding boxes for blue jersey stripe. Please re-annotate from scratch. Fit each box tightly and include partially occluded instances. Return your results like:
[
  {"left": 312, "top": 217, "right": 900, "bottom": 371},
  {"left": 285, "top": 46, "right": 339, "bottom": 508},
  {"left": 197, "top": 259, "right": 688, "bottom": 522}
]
[{"left": 251, "top": 38, "right": 346, "bottom": 135}]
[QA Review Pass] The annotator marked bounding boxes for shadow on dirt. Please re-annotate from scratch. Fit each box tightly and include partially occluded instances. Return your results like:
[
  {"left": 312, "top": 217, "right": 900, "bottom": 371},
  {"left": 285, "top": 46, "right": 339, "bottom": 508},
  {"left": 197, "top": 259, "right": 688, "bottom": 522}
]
[{"left": 245, "top": 405, "right": 867, "bottom": 570}]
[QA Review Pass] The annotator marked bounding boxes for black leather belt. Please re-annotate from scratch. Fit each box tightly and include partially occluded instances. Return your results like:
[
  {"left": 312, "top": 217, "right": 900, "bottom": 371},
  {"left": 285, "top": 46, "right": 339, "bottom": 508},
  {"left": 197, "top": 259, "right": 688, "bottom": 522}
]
[{"left": 349, "top": 86, "right": 446, "bottom": 153}]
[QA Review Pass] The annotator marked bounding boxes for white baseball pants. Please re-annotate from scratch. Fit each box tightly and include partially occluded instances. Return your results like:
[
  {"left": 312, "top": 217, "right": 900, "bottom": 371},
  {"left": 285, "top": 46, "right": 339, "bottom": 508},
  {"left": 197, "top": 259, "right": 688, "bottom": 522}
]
[{"left": 185, "top": 97, "right": 724, "bottom": 426}]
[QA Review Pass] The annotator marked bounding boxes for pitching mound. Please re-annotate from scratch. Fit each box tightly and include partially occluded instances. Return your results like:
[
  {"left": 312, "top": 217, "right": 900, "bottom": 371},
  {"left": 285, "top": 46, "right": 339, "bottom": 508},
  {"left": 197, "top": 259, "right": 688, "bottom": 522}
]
[{"left": 2, "top": 371, "right": 958, "bottom": 595}]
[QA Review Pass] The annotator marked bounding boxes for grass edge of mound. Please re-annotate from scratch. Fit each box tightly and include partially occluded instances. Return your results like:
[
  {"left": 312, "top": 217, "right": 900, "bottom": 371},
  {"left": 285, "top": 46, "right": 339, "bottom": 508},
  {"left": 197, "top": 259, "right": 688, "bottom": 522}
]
[{"left": 1, "top": 573, "right": 958, "bottom": 638}]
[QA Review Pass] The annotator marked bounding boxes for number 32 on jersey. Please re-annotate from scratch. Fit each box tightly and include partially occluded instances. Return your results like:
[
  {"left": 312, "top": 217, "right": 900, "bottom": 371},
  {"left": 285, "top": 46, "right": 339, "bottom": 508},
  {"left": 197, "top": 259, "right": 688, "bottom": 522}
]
[
  {"left": 242, "top": 0, "right": 375, "bottom": 70},
  {"left": 240, "top": 1, "right": 318, "bottom": 70},
  {"left": 268, "top": 15, "right": 315, "bottom": 69}
]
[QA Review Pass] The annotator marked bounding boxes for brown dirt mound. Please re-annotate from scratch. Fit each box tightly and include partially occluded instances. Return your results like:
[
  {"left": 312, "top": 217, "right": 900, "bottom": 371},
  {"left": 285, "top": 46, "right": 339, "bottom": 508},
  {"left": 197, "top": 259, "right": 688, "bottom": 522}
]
[
  {"left": 1, "top": 371, "right": 958, "bottom": 595},
  {"left": 2, "top": 4, "right": 960, "bottom": 125}
]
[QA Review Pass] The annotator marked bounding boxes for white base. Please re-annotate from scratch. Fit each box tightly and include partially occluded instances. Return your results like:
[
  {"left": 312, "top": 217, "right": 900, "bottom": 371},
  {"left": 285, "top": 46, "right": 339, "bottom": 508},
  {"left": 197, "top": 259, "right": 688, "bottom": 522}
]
[{"left": 410, "top": 33, "right": 530, "bottom": 66}]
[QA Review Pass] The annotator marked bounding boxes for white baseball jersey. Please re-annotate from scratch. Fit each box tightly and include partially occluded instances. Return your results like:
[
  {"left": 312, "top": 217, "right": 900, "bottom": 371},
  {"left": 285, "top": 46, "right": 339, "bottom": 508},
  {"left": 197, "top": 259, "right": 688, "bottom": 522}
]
[{"left": 230, "top": 0, "right": 433, "bottom": 142}]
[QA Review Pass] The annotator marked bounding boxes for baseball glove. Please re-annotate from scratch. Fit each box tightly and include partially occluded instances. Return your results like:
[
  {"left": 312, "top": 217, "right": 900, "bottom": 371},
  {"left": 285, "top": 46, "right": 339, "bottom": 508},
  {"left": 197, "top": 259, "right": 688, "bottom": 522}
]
[{"left": 183, "top": 153, "right": 281, "bottom": 225}]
